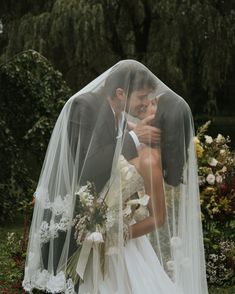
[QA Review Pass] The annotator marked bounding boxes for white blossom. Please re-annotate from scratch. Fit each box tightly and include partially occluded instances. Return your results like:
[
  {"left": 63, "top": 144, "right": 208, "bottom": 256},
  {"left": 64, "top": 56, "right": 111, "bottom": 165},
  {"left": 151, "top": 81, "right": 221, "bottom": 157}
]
[
  {"left": 204, "top": 135, "right": 213, "bottom": 144},
  {"left": 220, "top": 149, "right": 226, "bottom": 155},
  {"left": 216, "top": 134, "right": 224, "bottom": 143},
  {"left": 76, "top": 185, "right": 94, "bottom": 207},
  {"left": 206, "top": 174, "right": 215, "bottom": 185},
  {"left": 221, "top": 166, "right": 227, "bottom": 173},
  {"left": 208, "top": 158, "right": 218, "bottom": 167}
]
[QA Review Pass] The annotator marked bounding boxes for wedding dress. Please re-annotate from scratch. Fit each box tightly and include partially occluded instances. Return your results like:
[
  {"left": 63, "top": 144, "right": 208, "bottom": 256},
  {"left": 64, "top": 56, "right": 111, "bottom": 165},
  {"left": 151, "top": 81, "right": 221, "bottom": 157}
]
[{"left": 79, "top": 156, "right": 182, "bottom": 294}]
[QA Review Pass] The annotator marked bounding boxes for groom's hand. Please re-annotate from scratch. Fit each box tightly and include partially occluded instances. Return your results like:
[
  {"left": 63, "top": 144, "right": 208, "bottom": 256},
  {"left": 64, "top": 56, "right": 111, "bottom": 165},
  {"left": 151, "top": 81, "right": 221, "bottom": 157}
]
[{"left": 133, "top": 115, "right": 161, "bottom": 145}]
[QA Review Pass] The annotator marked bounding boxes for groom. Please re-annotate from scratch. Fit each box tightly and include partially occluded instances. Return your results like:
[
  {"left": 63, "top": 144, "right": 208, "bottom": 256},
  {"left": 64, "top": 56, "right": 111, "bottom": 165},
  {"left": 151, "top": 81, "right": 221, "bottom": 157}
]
[{"left": 68, "top": 61, "right": 160, "bottom": 193}]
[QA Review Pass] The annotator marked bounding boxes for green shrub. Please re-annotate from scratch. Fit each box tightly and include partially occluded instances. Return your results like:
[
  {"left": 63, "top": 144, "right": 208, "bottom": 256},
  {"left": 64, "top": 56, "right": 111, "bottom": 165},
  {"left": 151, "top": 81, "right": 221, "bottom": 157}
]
[{"left": 0, "top": 50, "right": 72, "bottom": 224}]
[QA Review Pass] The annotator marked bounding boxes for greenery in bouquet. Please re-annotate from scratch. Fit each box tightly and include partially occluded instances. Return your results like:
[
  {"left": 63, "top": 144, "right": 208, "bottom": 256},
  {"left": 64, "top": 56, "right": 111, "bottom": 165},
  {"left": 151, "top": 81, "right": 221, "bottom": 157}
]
[{"left": 195, "top": 121, "right": 235, "bottom": 286}]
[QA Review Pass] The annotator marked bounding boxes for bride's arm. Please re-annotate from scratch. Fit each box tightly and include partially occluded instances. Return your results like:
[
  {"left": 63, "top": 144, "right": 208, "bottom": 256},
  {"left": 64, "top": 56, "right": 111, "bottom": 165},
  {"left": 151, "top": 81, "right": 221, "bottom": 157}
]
[{"left": 128, "top": 147, "right": 166, "bottom": 239}]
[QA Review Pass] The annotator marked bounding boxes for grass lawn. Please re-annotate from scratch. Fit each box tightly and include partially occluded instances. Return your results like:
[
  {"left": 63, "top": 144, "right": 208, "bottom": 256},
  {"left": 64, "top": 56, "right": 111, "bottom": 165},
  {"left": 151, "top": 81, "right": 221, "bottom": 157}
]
[{"left": 0, "top": 223, "right": 234, "bottom": 294}]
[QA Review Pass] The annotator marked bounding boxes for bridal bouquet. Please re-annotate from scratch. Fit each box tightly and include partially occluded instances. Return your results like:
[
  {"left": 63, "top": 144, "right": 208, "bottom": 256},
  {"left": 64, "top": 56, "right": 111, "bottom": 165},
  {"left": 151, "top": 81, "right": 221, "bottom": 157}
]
[
  {"left": 66, "top": 182, "right": 107, "bottom": 284},
  {"left": 73, "top": 182, "right": 107, "bottom": 245}
]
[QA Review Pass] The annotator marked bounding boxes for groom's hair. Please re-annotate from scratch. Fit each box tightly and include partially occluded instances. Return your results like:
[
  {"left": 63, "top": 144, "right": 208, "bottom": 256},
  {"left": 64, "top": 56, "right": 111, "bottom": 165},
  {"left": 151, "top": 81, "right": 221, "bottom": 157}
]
[{"left": 103, "top": 60, "right": 157, "bottom": 99}]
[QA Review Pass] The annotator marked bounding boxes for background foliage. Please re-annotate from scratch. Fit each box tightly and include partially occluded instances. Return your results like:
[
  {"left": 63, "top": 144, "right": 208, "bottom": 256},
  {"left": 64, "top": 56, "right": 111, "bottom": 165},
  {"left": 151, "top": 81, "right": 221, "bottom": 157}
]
[
  {"left": 0, "top": 0, "right": 235, "bottom": 116},
  {"left": 0, "top": 50, "right": 72, "bottom": 224}
]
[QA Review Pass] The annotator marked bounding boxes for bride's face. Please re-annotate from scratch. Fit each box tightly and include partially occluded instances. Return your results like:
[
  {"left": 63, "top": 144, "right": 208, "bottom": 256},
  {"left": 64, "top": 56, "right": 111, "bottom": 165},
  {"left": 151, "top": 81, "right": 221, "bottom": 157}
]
[{"left": 137, "top": 99, "right": 157, "bottom": 120}]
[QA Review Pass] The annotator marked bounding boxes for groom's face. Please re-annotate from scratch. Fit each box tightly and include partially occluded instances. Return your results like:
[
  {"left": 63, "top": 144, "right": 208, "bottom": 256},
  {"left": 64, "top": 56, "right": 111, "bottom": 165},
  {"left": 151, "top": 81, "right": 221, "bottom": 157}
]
[{"left": 126, "top": 86, "right": 153, "bottom": 117}]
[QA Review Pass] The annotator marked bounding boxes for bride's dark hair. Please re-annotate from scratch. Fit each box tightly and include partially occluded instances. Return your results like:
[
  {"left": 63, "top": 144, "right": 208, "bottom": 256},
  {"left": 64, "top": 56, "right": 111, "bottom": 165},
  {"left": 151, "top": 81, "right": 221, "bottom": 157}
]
[{"left": 154, "top": 91, "right": 192, "bottom": 186}]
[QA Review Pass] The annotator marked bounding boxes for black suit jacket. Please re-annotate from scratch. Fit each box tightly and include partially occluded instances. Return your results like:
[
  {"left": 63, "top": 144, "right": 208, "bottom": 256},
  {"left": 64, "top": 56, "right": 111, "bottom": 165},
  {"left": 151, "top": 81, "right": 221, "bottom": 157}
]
[{"left": 68, "top": 91, "right": 137, "bottom": 193}]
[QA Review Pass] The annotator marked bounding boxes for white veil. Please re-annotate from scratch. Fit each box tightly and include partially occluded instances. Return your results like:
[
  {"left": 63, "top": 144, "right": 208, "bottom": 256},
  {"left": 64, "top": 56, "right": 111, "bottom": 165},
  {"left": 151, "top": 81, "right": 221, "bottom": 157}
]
[{"left": 23, "top": 60, "right": 208, "bottom": 294}]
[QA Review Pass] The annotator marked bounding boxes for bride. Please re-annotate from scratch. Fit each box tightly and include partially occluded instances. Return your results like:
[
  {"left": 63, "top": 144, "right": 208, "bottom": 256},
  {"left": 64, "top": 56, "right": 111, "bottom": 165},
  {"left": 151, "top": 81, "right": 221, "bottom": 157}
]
[{"left": 23, "top": 60, "right": 208, "bottom": 294}]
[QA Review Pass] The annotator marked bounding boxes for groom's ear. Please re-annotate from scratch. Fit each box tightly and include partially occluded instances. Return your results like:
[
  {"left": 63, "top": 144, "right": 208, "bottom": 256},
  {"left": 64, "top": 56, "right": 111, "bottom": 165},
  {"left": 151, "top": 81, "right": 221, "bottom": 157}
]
[{"left": 115, "top": 88, "right": 126, "bottom": 101}]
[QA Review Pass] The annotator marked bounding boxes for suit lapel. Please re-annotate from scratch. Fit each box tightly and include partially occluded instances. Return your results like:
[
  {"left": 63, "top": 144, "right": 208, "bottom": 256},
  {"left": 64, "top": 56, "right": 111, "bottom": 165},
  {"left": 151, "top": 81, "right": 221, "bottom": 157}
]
[
  {"left": 95, "top": 97, "right": 116, "bottom": 141},
  {"left": 104, "top": 100, "right": 116, "bottom": 139}
]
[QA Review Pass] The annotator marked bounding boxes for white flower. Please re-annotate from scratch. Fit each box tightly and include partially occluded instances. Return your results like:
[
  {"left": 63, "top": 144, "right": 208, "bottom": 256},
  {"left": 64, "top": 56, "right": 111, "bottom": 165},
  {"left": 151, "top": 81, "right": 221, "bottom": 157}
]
[
  {"left": 215, "top": 175, "right": 223, "bottom": 184},
  {"left": 86, "top": 232, "right": 104, "bottom": 243},
  {"left": 220, "top": 149, "right": 226, "bottom": 155},
  {"left": 208, "top": 158, "right": 218, "bottom": 167},
  {"left": 216, "top": 134, "right": 224, "bottom": 143},
  {"left": 204, "top": 135, "right": 213, "bottom": 144},
  {"left": 76, "top": 184, "right": 89, "bottom": 196},
  {"left": 76, "top": 185, "right": 94, "bottom": 207},
  {"left": 206, "top": 174, "right": 215, "bottom": 185},
  {"left": 221, "top": 166, "right": 227, "bottom": 173},
  {"left": 170, "top": 237, "right": 182, "bottom": 249}
]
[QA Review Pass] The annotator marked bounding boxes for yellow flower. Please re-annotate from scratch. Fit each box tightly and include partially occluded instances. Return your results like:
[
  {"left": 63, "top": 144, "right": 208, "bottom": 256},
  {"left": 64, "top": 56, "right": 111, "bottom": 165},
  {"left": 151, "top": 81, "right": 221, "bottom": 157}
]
[{"left": 195, "top": 143, "right": 204, "bottom": 158}]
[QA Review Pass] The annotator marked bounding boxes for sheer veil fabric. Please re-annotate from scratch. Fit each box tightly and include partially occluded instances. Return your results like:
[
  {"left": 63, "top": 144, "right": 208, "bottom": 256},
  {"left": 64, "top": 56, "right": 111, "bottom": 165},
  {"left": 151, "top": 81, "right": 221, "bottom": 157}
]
[{"left": 23, "top": 60, "right": 208, "bottom": 294}]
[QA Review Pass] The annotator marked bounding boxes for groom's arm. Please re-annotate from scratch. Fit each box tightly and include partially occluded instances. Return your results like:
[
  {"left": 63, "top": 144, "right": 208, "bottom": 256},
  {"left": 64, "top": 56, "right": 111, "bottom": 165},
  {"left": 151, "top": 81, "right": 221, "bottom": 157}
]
[{"left": 122, "top": 115, "right": 161, "bottom": 161}]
